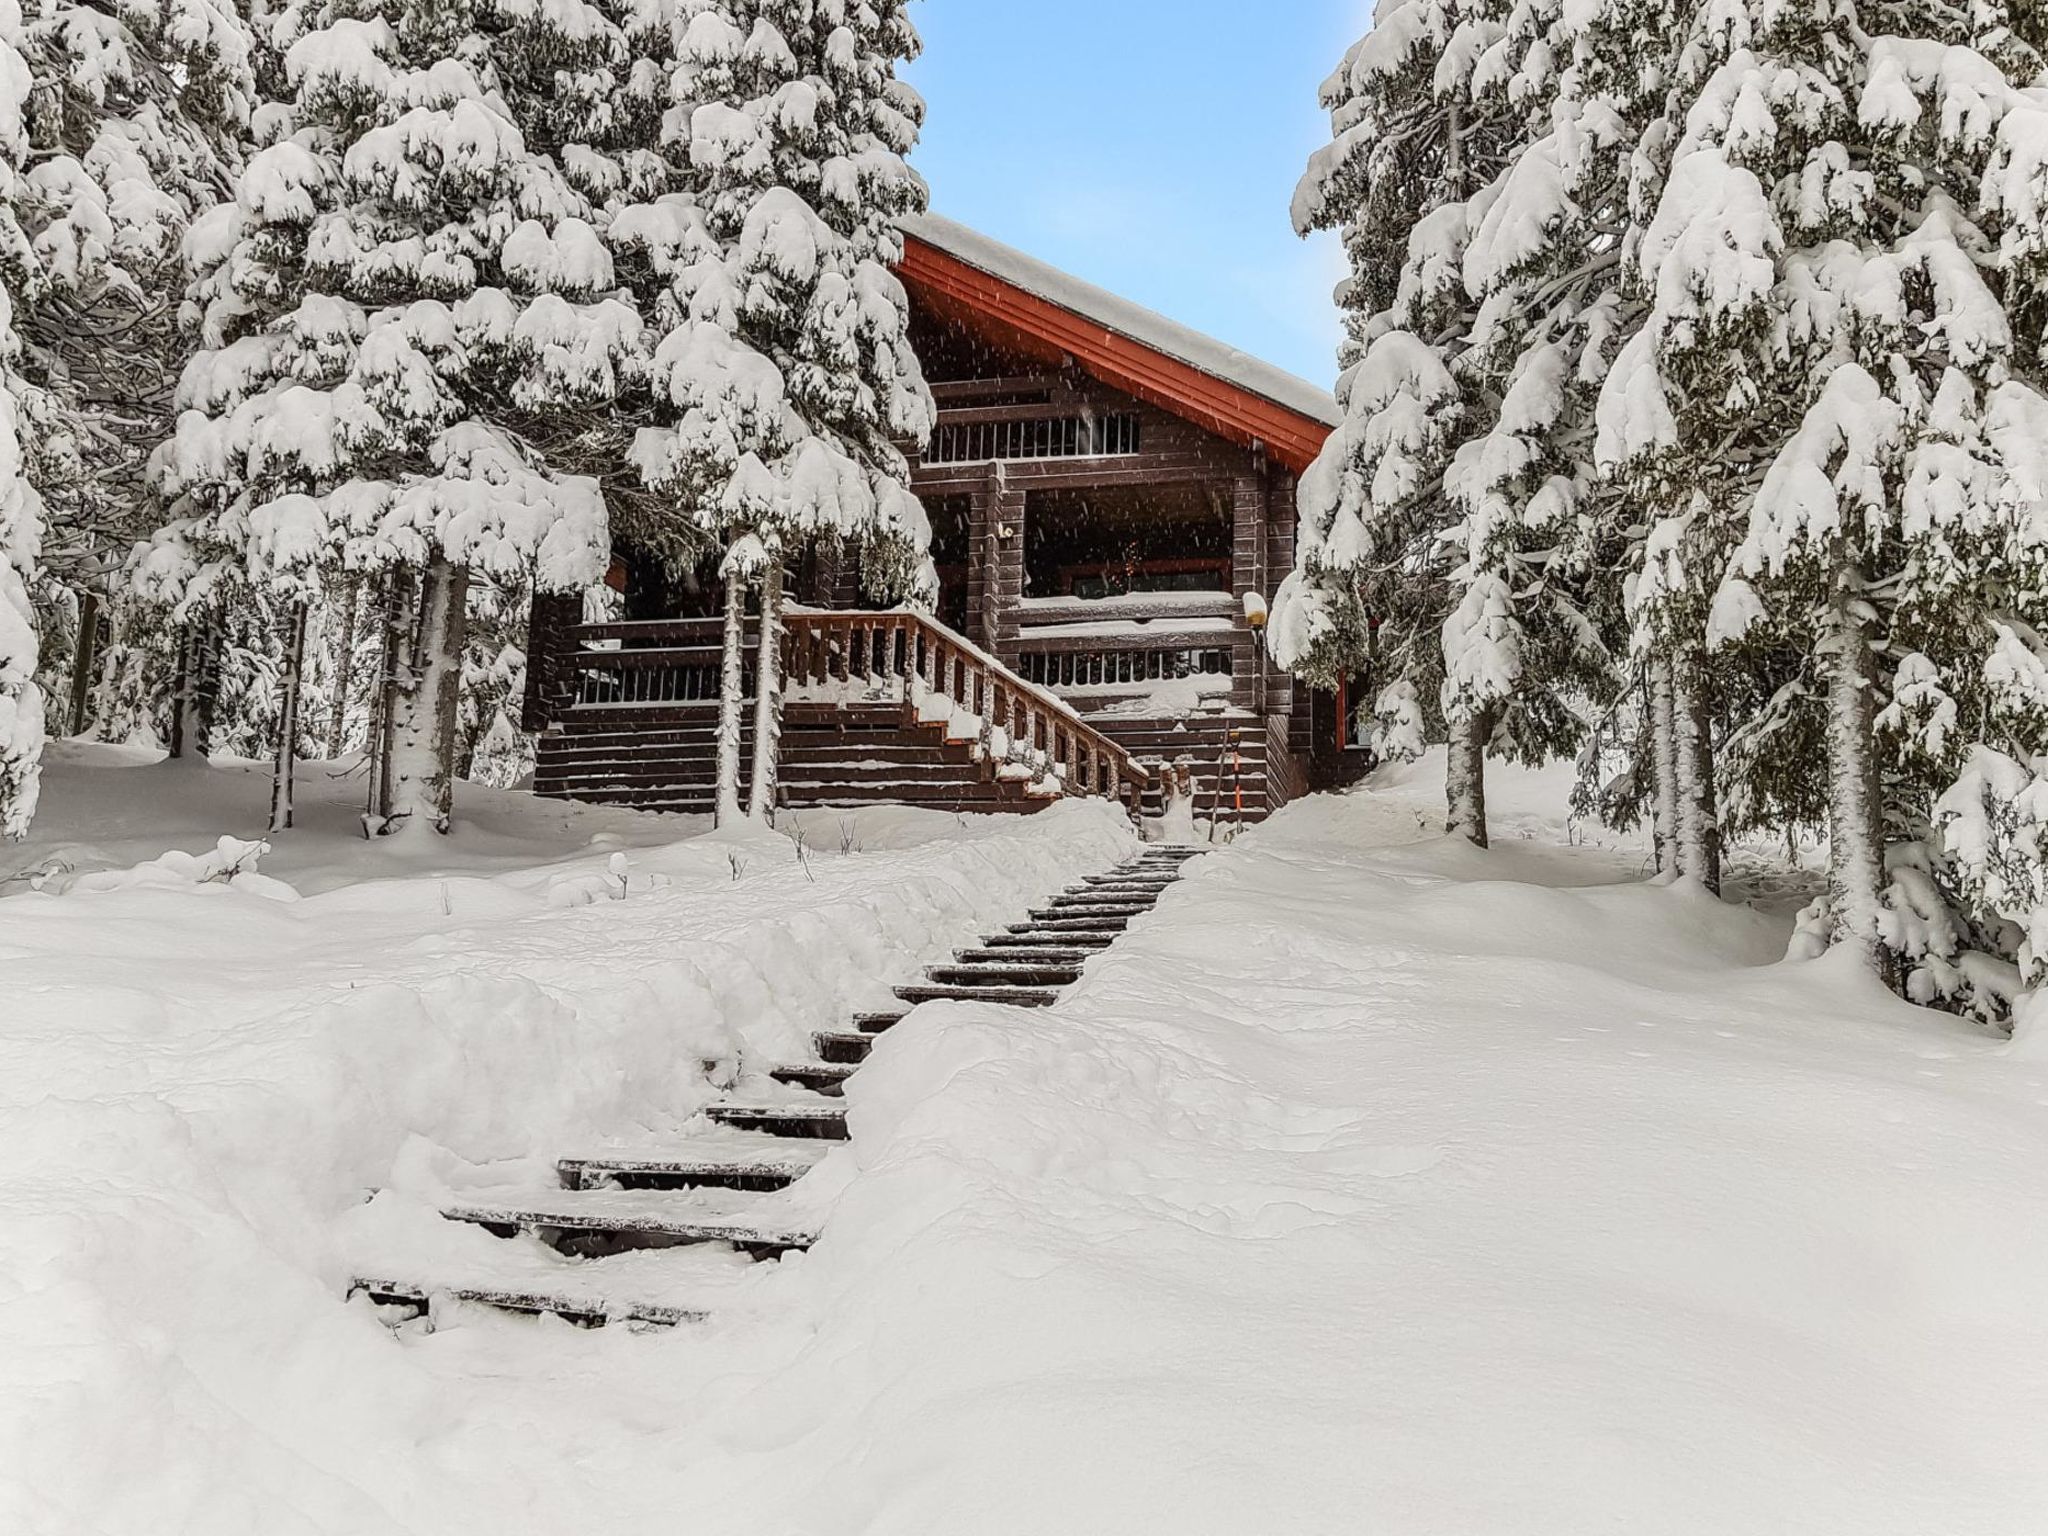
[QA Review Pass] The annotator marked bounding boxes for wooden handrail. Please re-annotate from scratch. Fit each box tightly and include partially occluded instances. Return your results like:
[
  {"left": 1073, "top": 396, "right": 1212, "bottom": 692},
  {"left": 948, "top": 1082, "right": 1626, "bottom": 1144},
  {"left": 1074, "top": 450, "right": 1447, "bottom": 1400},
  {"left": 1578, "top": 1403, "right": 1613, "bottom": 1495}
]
[
  {"left": 547, "top": 608, "right": 1149, "bottom": 810},
  {"left": 782, "top": 605, "right": 1148, "bottom": 804}
]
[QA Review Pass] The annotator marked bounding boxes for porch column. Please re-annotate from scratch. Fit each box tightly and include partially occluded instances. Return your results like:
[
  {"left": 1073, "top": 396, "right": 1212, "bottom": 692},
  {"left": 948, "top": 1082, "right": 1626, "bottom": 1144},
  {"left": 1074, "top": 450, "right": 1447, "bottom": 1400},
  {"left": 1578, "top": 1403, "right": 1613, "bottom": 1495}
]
[
  {"left": 971, "top": 463, "right": 1025, "bottom": 666},
  {"left": 522, "top": 591, "right": 583, "bottom": 731},
  {"left": 1230, "top": 470, "right": 1265, "bottom": 711},
  {"left": 1264, "top": 468, "right": 1296, "bottom": 728}
]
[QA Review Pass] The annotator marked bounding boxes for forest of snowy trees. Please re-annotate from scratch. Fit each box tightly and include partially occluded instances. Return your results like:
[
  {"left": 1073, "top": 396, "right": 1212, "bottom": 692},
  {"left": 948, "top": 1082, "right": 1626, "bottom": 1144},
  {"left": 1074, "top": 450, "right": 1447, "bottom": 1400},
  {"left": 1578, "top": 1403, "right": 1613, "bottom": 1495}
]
[
  {"left": 3, "top": 0, "right": 2045, "bottom": 1022},
  {"left": 0, "top": 0, "right": 929, "bottom": 840},
  {"left": 1275, "top": 0, "right": 2048, "bottom": 1014}
]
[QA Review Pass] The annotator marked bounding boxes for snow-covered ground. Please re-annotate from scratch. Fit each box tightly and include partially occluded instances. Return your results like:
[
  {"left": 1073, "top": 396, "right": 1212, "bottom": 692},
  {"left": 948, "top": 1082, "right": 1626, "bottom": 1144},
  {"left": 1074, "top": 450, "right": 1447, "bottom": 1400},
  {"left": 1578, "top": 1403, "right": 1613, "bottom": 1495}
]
[{"left": 7, "top": 748, "right": 2046, "bottom": 1534}]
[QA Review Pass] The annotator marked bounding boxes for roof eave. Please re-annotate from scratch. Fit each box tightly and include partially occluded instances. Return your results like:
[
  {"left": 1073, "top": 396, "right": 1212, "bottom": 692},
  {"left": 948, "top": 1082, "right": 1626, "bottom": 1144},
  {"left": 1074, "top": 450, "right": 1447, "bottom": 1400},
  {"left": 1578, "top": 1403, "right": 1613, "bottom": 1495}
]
[{"left": 898, "top": 233, "right": 1334, "bottom": 477}]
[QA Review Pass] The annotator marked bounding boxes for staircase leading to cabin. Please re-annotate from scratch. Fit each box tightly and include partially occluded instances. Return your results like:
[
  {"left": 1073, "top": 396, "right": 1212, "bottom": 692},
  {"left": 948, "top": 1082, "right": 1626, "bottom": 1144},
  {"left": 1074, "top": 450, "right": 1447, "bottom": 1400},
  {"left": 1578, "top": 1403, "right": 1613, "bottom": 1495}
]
[
  {"left": 531, "top": 607, "right": 1148, "bottom": 819},
  {"left": 350, "top": 846, "right": 1202, "bottom": 1329},
  {"left": 537, "top": 702, "right": 1065, "bottom": 816}
]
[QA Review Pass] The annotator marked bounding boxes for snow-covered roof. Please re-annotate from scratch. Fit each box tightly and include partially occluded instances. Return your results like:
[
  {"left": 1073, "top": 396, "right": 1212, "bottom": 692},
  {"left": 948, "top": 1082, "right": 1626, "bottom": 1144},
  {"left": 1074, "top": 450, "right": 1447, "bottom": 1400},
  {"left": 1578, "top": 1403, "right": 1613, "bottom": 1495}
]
[{"left": 901, "top": 213, "right": 1341, "bottom": 432}]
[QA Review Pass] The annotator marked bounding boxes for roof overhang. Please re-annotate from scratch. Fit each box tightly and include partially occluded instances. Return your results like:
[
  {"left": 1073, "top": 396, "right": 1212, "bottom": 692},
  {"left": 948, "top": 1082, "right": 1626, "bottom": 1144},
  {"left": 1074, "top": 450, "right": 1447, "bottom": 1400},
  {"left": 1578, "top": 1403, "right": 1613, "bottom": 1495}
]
[{"left": 897, "top": 230, "right": 1335, "bottom": 477}]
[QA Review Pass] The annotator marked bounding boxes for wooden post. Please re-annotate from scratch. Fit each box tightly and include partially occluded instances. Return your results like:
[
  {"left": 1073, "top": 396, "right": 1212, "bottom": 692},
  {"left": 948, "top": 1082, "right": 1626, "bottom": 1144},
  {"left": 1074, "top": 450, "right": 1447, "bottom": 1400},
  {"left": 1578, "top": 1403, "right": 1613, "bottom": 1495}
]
[
  {"left": 270, "top": 602, "right": 308, "bottom": 834},
  {"left": 68, "top": 590, "right": 100, "bottom": 737},
  {"left": 1229, "top": 471, "right": 1264, "bottom": 713}
]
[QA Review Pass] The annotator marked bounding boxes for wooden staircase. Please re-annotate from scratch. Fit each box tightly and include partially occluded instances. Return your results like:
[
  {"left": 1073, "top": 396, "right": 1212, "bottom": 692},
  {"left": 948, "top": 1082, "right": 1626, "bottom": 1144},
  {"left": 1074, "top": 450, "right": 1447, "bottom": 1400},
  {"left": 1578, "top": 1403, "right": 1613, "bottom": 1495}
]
[
  {"left": 350, "top": 847, "right": 1203, "bottom": 1330},
  {"left": 532, "top": 608, "right": 1149, "bottom": 819}
]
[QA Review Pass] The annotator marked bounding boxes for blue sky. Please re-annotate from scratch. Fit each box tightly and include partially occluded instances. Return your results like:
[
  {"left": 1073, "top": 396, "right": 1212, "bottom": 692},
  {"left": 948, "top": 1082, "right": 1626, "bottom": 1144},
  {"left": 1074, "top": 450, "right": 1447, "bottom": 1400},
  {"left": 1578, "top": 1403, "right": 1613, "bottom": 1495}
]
[{"left": 903, "top": 1, "right": 1366, "bottom": 390}]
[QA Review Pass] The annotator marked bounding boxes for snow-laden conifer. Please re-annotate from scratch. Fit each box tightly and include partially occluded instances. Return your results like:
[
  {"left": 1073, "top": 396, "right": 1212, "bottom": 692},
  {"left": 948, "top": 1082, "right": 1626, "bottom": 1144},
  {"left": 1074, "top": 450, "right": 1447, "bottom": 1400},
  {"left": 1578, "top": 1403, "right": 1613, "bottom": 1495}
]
[
  {"left": 148, "top": 0, "right": 627, "bottom": 835},
  {"left": 1275, "top": 0, "right": 1560, "bottom": 845},
  {"left": 1607, "top": 0, "right": 2048, "bottom": 1000},
  {"left": 623, "top": 0, "right": 934, "bottom": 825}
]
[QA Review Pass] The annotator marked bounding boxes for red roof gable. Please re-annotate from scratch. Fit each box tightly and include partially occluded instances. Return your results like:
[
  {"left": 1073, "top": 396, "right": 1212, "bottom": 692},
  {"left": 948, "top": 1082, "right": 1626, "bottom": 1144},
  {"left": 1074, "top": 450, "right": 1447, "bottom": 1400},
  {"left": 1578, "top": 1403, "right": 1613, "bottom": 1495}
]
[{"left": 897, "top": 218, "right": 1337, "bottom": 477}]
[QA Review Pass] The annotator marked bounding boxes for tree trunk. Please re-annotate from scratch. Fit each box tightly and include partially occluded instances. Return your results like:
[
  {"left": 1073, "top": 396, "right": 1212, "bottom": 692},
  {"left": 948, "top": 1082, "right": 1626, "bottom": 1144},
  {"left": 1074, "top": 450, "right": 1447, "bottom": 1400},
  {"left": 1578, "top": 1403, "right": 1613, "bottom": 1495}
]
[
  {"left": 1823, "top": 613, "right": 1898, "bottom": 990},
  {"left": 269, "top": 602, "right": 308, "bottom": 834},
  {"left": 747, "top": 554, "right": 785, "bottom": 823},
  {"left": 68, "top": 590, "right": 100, "bottom": 738},
  {"left": 326, "top": 574, "right": 362, "bottom": 760},
  {"left": 1648, "top": 656, "right": 1682, "bottom": 875},
  {"left": 1673, "top": 662, "right": 1722, "bottom": 896},
  {"left": 370, "top": 570, "right": 415, "bottom": 824},
  {"left": 715, "top": 560, "right": 749, "bottom": 827},
  {"left": 167, "top": 618, "right": 217, "bottom": 762},
  {"left": 382, "top": 558, "right": 468, "bottom": 837},
  {"left": 1445, "top": 706, "right": 1495, "bottom": 849}
]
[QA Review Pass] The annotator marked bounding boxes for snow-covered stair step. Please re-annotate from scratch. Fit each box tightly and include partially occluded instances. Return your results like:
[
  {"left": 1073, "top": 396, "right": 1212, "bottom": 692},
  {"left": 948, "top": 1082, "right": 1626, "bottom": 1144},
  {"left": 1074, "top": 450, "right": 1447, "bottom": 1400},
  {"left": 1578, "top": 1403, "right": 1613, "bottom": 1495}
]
[
  {"left": 705, "top": 1102, "right": 851, "bottom": 1140},
  {"left": 769, "top": 1062, "right": 858, "bottom": 1096},
  {"left": 955, "top": 945, "right": 1091, "bottom": 966},
  {"left": 1014, "top": 914, "right": 1131, "bottom": 932},
  {"left": 814, "top": 1030, "right": 874, "bottom": 1065},
  {"left": 557, "top": 1132, "right": 829, "bottom": 1192},
  {"left": 1043, "top": 897, "right": 1154, "bottom": 915},
  {"left": 982, "top": 930, "right": 1117, "bottom": 950},
  {"left": 1082, "top": 873, "right": 1178, "bottom": 889},
  {"left": 853, "top": 1009, "right": 911, "bottom": 1033},
  {"left": 893, "top": 982, "right": 1063, "bottom": 1007},
  {"left": 354, "top": 1277, "right": 705, "bottom": 1331},
  {"left": 346, "top": 1195, "right": 778, "bottom": 1331},
  {"left": 441, "top": 1186, "right": 815, "bottom": 1258},
  {"left": 924, "top": 962, "right": 1084, "bottom": 987}
]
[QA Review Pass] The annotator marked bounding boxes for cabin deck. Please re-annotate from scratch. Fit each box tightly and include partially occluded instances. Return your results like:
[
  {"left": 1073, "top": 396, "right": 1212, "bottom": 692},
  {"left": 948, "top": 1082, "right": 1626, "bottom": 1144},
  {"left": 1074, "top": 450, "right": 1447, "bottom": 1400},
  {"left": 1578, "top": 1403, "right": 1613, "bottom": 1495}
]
[{"left": 522, "top": 216, "right": 1351, "bottom": 826}]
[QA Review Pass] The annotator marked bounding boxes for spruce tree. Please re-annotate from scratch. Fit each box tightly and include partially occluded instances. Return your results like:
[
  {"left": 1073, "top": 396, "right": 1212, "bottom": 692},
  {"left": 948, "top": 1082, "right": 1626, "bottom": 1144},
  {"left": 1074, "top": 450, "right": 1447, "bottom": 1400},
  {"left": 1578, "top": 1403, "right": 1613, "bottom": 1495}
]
[
  {"left": 1609, "top": 0, "right": 2048, "bottom": 999},
  {"left": 1276, "top": 0, "right": 1562, "bottom": 846},
  {"left": 623, "top": 0, "right": 934, "bottom": 826},
  {"left": 150, "top": 0, "right": 629, "bottom": 836}
]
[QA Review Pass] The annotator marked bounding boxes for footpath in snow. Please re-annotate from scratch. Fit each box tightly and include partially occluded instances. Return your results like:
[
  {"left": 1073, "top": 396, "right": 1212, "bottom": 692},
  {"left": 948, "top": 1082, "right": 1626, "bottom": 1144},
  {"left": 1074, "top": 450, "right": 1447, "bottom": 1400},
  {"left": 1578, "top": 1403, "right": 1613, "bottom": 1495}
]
[{"left": 7, "top": 750, "right": 2048, "bottom": 1533}]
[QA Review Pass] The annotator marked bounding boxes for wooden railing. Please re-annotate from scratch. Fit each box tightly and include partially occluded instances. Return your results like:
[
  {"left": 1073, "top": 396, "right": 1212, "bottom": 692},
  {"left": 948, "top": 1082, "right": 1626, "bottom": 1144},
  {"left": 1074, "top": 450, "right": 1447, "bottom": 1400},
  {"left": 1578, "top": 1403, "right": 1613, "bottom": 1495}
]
[
  {"left": 1018, "top": 644, "right": 1234, "bottom": 690},
  {"left": 782, "top": 606, "right": 1148, "bottom": 806},
  {"left": 558, "top": 619, "right": 755, "bottom": 710},
  {"left": 540, "top": 608, "right": 1147, "bottom": 809},
  {"left": 1012, "top": 594, "right": 1248, "bottom": 704}
]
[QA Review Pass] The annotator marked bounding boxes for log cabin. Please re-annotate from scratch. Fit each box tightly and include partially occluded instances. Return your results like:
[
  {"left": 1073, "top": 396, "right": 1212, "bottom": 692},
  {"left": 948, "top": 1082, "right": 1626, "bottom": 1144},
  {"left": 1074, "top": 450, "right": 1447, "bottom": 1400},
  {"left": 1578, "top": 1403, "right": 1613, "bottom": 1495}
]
[{"left": 523, "top": 214, "right": 1364, "bottom": 826}]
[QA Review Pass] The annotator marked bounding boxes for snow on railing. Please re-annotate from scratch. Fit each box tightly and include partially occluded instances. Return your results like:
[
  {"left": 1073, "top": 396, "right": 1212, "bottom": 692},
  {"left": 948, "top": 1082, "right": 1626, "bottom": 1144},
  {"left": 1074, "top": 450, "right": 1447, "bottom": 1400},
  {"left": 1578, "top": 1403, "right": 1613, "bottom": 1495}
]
[
  {"left": 553, "top": 609, "right": 1148, "bottom": 807},
  {"left": 781, "top": 606, "right": 1148, "bottom": 805}
]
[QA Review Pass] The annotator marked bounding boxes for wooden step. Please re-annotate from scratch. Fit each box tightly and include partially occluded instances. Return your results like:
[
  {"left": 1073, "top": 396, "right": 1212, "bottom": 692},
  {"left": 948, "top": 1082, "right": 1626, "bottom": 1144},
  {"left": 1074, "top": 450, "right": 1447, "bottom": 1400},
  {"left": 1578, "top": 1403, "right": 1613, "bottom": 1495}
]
[
  {"left": 981, "top": 930, "right": 1117, "bottom": 950},
  {"left": 853, "top": 1010, "right": 910, "bottom": 1033},
  {"left": 441, "top": 1192, "right": 814, "bottom": 1259},
  {"left": 769, "top": 1062, "right": 858, "bottom": 1096},
  {"left": 557, "top": 1139, "right": 827, "bottom": 1193},
  {"left": 352, "top": 1277, "right": 704, "bottom": 1331},
  {"left": 924, "top": 963, "right": 1083, "bottom": 987},
  {"left": 1081, "top": 875, "right": 1178, "bottom": 889},
  {"left": 814, "top": 1030, "right": 874, "bottom": 1065},
  {"left": 705, "top": 1103, "right": 850, "bottom": 1139},
  {"left": 954, "top": 946, "right": 1090, "bottom": 966},
  {"left": 1045, "top": 896, "right": 1155, "bottom": 914},
  {"left": 1021, "top": 912, "right": 1133, "bottom": 929},
  {"left": 892, "top": 982, "right": 1062, "bottom": 1007}
]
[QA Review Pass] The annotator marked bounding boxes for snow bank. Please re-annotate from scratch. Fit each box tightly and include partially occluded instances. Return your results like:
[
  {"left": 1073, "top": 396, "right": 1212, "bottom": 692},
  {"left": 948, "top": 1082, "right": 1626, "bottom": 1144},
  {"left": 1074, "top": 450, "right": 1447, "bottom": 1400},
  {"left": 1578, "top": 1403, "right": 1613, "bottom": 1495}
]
[
  {"left": 0, "top": 776, "right": 1132, "bottom": 1533},
  {"left": 12, "top": 749, "right": 2043, "bottom": 1533},
  {"left": 717, "top": 773, "right": 2046, "bottom": 1533}
]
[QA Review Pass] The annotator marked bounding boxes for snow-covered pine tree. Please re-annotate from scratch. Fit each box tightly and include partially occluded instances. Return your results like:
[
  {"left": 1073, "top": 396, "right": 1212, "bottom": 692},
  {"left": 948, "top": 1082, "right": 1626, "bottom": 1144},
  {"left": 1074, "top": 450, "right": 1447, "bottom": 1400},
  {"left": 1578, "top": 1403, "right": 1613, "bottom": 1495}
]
[
  {"left": 1436, "top": 0, "right": 1711, "bottom": 869},
  {"left": 0, "top": 335, "right": 38, "bottom": 838},
  {"left": 1274, "top": 0, "right": 1557, "bottom": 846},
  {"left": 10, "top": 0, "right": 256, "bottom": 732},
  {"left": 151, "top": 0, "right": 626, "bottom": 836},
  {"left": 623, "top": 0, "right": 934, "bottom": 826},
  {"left": 1608, "top": 0, "right": 2048, "bottom": 1000},
  {"left": 0, "top": 23, "right": 45, "bottom": 835}
]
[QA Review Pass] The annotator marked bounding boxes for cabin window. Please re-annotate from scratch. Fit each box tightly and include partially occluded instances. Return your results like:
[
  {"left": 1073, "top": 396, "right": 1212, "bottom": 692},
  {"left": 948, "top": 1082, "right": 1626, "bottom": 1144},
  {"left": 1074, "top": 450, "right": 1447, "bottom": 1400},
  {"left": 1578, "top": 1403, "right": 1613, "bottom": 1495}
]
[
  {"left": 1064, "top": 561, "right": 1229, "bottom": 600},
  {"left": 926, "top": 411, "right": 1140, "bottom": 465},
  {"left": 925, "top": 494, "right": 972, "bottom": 633},
  {"left": 1023, "top": 485, "right": 1230, "bottom": 599}
]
